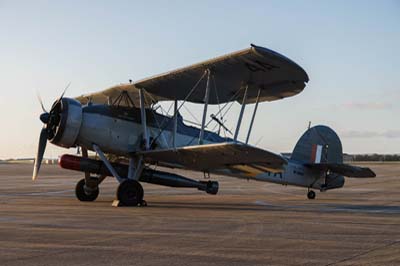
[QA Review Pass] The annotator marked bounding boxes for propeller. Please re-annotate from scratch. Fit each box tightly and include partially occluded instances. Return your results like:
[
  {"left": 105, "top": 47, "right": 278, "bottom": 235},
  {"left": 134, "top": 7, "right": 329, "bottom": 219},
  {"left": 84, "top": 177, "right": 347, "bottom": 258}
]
[
  {"left": 32, "top": 128, "right": 48, "bottom": 180},
  {"left": 32, "top": 83, "right": 70, "bottom": 181},
  {"left": 51, "top": 82, "right": 70, "bottom": 112},
  {"left": 36, "top": 93, "right": 48, "bottom": 113}
]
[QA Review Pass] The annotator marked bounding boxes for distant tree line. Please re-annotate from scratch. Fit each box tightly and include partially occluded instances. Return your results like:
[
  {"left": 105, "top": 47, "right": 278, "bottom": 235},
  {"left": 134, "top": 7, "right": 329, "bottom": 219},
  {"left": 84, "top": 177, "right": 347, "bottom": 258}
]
[{"left": 351, "top": 154, "right": 400, "bottom": 162}]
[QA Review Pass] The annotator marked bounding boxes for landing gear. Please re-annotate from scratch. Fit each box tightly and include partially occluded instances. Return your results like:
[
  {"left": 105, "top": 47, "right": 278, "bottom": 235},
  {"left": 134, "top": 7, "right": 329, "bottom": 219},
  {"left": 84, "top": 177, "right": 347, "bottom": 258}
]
[
  {"left": 116, "top": 179, "right": 145, "bottom": 206},
  {"left": 75, "top": 178, "right": 99, "bottom": 202},
  {"left": 307, "top": 190, "right": 316, "bottom": 200},
  {"left": 92, "top": 144, "right": 147, "bottom": 207}
]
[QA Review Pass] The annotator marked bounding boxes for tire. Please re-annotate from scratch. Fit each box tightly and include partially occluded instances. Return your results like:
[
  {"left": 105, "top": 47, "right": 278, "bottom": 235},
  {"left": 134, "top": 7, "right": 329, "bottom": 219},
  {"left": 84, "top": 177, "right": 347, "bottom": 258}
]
[
  {"left": 307, "top": 190, "right": 316, "bottom": 200},
  {"left": 75, "top": 179, "right": 99, "bottom": 202},
  {"left": 117, "top": 180, "right": 144, "bottom": 206}
]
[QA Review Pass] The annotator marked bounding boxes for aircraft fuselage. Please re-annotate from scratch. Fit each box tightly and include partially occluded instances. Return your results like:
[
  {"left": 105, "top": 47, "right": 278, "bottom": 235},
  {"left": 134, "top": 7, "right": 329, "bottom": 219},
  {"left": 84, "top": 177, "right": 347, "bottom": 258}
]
[{"left": 51, "top": 100, "right": 337, "bottom": 192}]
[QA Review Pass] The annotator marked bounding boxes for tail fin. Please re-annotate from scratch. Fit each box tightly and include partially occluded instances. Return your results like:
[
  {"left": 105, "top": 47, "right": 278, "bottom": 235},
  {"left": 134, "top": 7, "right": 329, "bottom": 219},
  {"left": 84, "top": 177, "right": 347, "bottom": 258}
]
[{"left": 291, "top": 125, "right": 343, "bottom": 164}]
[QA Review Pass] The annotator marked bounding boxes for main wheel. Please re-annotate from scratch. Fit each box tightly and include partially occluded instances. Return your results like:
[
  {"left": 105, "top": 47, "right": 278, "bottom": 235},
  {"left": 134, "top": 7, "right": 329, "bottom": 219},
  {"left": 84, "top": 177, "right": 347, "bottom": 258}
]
[
  {"left": 117, "top": 180, "right": 144, "bottom": 206},
  {"left": 307, "top": 190, "right": 316, "bottom": 200},
  {"left": 75, "top": 179, "right": 99, "bottom": 202}
]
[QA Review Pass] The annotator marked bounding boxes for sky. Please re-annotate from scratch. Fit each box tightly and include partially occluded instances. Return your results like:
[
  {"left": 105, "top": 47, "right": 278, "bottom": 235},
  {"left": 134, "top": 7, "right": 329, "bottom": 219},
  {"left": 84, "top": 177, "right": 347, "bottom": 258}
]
[{"left": 0, "top": 0, "right": 399, "bottom": 159}]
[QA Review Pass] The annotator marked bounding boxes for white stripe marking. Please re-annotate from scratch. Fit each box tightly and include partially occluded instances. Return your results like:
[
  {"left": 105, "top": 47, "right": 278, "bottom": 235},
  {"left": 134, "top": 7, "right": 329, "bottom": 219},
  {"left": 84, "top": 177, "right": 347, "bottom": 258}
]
[{"left": 315, "top": 145, "right": 323, "bottom": 163}]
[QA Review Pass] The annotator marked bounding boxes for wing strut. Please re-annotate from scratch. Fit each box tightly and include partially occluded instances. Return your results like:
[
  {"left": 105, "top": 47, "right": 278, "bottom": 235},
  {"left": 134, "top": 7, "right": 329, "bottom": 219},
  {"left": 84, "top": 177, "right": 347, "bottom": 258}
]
[
  {"left": 198, "top": 69, "right": 211, "bottom": 145},
  {"left": 139, "top": 88, "right": 149, "bottom": 150},
  {"left": 173, "top": 99, "right": 178, "bottom": 148},
  {"left": 234, "top": 85, "right": 248, "bottom": 141},
  {"left": 93, "top": 144, "right": 124, "bottom": 183},
  {"left": 246, "top": 89, "right": 261, "bottom": 144}
]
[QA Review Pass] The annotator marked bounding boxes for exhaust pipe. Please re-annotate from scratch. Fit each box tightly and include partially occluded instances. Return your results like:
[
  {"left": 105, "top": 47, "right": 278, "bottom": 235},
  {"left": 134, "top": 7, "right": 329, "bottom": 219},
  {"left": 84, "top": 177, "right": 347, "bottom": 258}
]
[{"left": 59, "top": 154, "right": 218, "bottom": 195}]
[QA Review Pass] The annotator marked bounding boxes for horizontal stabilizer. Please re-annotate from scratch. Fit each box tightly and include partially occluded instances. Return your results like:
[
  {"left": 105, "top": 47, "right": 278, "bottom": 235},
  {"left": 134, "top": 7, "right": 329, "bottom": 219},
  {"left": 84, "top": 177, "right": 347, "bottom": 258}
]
[{"left": 306, "top": 163, "right": 376, "bottom": 178}]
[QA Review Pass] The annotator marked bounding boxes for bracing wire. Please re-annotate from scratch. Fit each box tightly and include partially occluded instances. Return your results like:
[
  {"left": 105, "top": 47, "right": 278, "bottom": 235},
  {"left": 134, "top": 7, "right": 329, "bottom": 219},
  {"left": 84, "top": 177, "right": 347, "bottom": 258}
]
[
  {"left": 149, "top": 71, "right": 208, "bottom": 148},
  {"left": 182, "top": 104, "right": 201, "bottom": 124},
  {"left": 212, "top": 75, "right": 223, "bottom": 136},
  {"left": 184, "top": 87, "right": 243, "bottom": 146}
]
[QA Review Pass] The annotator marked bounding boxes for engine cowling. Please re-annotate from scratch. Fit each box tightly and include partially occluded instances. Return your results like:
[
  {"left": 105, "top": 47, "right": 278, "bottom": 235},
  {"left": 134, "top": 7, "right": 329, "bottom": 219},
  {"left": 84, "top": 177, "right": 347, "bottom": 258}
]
[{"left": 49, "top": 98, "right": 82, "bottom": 148}]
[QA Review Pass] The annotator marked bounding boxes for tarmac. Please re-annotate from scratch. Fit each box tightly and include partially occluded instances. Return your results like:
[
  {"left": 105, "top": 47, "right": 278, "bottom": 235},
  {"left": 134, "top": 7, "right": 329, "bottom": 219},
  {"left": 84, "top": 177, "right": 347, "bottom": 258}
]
[{"left": 0, "top": 162, "right": 399, "bottom": 266}]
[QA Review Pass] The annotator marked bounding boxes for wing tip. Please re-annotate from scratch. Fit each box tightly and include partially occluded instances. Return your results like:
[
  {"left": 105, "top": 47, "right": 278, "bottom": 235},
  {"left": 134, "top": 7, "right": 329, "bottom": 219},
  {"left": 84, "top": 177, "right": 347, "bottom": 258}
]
[{"left": 250, "top": 43, "right": 309, "bottom": 83}]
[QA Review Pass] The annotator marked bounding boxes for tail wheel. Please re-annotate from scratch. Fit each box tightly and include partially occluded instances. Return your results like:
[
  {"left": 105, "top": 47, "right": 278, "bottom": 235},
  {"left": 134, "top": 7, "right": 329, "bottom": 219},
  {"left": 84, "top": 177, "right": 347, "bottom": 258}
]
[
  {"left": 117, "top": 179, "right": 144, "bottom": 206},
  {"left": 75, "top": 178, "right": 99, "bottom": 202},
  {"left": 307, "top": 190, "right": 316, "bottom": 200}
]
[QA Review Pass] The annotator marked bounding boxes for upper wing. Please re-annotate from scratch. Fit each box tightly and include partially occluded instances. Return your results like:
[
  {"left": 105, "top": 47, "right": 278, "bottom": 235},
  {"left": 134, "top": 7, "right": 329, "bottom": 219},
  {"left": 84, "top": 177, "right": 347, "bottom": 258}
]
[
  {"left": 137, "top": 142, "right": 287, "bottom": 176},
  {"left": 307, "top": 163, "right": 376, "bottom": 178},
  {"left": 76, "top": 44, "right": 308, "bottom": 107}
]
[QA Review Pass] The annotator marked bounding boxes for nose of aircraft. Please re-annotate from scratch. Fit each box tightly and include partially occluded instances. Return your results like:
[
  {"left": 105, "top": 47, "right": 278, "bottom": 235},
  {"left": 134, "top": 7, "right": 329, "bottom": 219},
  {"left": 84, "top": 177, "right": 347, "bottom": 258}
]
[{"left": 33, "top": 82, "right": 70, "bottom": 181}]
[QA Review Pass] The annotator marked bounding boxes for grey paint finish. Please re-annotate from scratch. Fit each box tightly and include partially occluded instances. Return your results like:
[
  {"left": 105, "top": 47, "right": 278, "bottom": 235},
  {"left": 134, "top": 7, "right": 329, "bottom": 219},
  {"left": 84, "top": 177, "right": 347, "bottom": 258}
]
[
  {"left": 51, "top": 99, "right": 368, "bottom": 191},
  {"left": 76, "top": 104, "right": 226, "bottom": 156}
]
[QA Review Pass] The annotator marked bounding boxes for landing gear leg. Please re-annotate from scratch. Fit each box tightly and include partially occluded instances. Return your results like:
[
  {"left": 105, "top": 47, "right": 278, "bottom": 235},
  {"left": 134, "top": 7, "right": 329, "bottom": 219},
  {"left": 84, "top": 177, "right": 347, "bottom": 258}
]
[
  {"left": 76, "top": 147, "right": 100, "bottom": 202},
  {"left": 307, "top": 189, "right": 316, "bottom": 200},
  {"left": 93, "top": 144, "right": 147, "bottom": 206}
]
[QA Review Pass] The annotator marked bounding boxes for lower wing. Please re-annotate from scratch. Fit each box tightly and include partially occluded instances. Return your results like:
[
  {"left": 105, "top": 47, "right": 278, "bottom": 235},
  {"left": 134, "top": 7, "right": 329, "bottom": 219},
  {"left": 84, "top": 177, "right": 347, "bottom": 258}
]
[{"left": 137, "top": 142, "right": 287, "bottom": 177}]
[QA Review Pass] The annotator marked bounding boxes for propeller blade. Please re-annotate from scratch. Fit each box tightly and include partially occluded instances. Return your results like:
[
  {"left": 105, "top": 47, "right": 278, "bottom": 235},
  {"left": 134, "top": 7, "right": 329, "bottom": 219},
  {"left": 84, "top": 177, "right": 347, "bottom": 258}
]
[
  {"left": 59, "top": 82, "right": 71, "bottom": 100},
  {"left": 50, "top": 82, "right": 71, "bottom": 113},
  {"left": 36, "top": 92, "right": 48, "bottom": 113},
  {"left": 32, "top": 128, "right": 48, "bottom": 181}
]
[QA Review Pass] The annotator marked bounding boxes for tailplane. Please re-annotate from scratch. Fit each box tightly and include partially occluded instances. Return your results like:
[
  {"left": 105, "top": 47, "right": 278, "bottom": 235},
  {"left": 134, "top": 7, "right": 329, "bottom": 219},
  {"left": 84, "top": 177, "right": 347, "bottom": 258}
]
[{"left": 291, "top": 125, "right": 375, "bottom": 179}]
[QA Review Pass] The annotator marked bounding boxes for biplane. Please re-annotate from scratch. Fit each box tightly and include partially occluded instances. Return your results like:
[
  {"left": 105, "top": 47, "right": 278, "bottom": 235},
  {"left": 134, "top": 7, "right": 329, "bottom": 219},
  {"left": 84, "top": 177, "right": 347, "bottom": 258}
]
[{"left": 33, "top": 44, "right": 375, "bottom": 206}]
